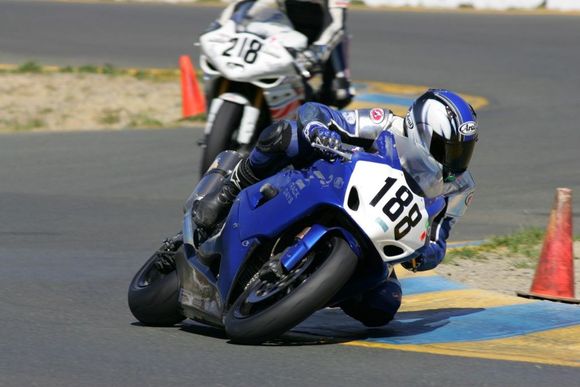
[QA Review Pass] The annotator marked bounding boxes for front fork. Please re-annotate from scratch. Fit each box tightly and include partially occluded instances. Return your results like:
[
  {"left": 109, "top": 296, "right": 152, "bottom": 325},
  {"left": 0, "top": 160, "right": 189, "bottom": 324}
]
[
  {"left": 200, "top": 86, "right": 264, "bottom": 148},
  {"left": 278, "top": 224, "right": 362, "bottom": 272}
]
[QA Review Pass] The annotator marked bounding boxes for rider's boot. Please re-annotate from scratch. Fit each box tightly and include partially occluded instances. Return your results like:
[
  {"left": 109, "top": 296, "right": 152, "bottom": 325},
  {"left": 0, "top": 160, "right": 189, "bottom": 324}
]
[
  {"left": 193, "top": 158, "right": 260, "bottom": 231},
  {"left": 316, "top": 72, "right": 355, "bottom": 110},
  {"left": 333, "top": 74, "right": 355, "bottom": 110}
]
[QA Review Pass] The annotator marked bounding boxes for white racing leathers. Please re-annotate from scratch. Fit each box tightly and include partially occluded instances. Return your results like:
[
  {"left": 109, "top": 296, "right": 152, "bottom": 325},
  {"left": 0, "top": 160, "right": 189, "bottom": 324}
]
[{"left": 217, "top": 0, "right": 352, "bottom": 104}]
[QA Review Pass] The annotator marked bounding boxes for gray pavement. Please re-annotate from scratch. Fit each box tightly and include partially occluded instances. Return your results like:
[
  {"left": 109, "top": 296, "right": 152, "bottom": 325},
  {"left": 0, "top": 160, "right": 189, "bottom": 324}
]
[
  {"left": 1, "top": 129, "right": 579, "bottom": 386},
  {"left": 1, "top": 0, "right": 579, "bottom": 239},
  {"left": 1, "top": 1, "right": 580, "bottom": 385}
]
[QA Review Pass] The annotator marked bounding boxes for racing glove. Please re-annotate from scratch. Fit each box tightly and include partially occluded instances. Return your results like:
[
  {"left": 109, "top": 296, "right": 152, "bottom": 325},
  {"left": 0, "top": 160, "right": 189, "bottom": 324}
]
[
  {"left": 303, "top": 121, "right": 342, "bottom": 151},
  {"left": 402, "top": 217, "right": 455, "bottom": 272},
  {"left": 297, "top": 45, "right": 326, "bottom": 74}
]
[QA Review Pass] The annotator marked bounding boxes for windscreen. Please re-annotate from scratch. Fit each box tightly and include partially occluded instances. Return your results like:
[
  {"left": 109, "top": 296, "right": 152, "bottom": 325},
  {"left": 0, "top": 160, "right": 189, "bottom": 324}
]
[
  {"left": 393, "top": 134, "right": 446, "bottom": 199},
  {"left": 394, "top": 133, "right": 475, "bottom": 200}
]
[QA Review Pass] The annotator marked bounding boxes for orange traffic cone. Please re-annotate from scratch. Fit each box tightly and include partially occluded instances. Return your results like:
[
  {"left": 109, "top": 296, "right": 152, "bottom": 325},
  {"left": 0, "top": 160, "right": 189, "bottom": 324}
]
[
  {"left": 179, "top": 55, "right": 206, "bottom": 118},
  {"left": 517, "top": 188, "right": 579, "bottom": 304}
]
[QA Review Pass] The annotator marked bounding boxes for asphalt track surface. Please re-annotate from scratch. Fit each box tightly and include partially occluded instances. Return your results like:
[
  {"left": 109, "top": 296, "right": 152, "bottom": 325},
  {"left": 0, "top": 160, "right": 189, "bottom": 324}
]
[{"left": 1, "top": 1, "right": 580, "bottom": 386}]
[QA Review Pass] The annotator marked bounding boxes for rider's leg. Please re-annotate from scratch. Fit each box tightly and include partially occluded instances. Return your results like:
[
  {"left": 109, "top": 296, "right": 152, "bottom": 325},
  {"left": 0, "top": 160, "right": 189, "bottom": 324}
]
[
  {"left": 332, "top": 39, "right": 355, "bottom": 108},
  {"left": 318, "top": 38, "right": 355, "bottom": 110},
  {"left": 192, "top": 156, "right": 260, "bottom": 229},
  {"left": 339, "top": 271, "right": 402, "bottom": 327},
  {"left": 193, "top": 120, "right": 314, "bottom": 230},
  {"left": 248, "top": 119, "right": 316, "bottom": 177}
]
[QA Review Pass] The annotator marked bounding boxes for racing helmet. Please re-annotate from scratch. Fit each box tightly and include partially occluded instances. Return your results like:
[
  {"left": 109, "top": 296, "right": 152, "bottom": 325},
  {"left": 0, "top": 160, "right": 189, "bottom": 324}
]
[{"left": 405, "top": 89, "right": 478, "bottom": 175}]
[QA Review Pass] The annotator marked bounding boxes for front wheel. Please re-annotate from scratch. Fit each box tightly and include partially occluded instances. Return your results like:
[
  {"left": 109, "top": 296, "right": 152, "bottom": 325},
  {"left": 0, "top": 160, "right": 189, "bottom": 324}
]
[
  {"left": 224, "top": 236, "right": 358, "bottom": 344},
  {"left": 128, "top": 244, "right": 185, "bottom": 326},
  {"left": 200, "top": 100, "right": 244, "bottom": 174}
]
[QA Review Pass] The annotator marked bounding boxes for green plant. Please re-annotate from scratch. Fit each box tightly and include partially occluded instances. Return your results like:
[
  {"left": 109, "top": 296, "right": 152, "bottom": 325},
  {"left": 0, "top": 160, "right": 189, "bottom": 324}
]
[
  {"left": 0, "top": 117, "right": 46, "bottom": 131},
  {"left": 102, "top": 63, "right": 121, "bottom": 75},
  {"left": 486, "top": 227, "right": 544, "bottom": 258},
  {"left": 79, "top": 64, "right": 99, "bottom": 74},
  {"left": 181, "top": 113, "right": 208, "bottom": 123},
  {"left": 134, "top": 70, "right": 148, "bottom": 80},
  {"left": 127, "top": 113, "right": 163, "bottom": 128},
  {"left": 98, "top": 108, "right": 123, "bottom": 125},
  {"left": 445, "top": 246, "right": 487, "bottom": 265},
  {"left": 17, "top": 61, "right": 43, "bottom": 73}
]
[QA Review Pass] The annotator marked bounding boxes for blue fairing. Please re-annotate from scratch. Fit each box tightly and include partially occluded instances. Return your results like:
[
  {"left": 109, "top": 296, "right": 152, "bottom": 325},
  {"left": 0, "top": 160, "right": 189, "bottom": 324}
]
[
  {"left": 214, "top": 131, "right": 406, "bottom": 300},
  {"left": 236, "top": 132, "right": 404, "bottom": 243}
]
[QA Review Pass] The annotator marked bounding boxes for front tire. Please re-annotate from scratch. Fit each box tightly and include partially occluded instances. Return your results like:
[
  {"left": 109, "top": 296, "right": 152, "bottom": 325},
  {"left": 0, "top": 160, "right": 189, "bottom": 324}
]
[
  {"left": 201, "top": 100, "right": 244, "bottom": 174},
  {"left": 128, "top": 246, "right": 185, "bottom": 326},
  {"left": 224, "top": 236, "right": 357, "bottom": 344}
]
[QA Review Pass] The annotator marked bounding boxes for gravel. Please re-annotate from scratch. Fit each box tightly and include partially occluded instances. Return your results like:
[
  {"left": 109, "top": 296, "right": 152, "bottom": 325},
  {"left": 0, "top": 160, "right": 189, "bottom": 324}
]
[
  {"left": 0, "top": 73, "right": 192, "bottom": 132},
  {"left": 437, "top": 242, "right": 580, "bottom": 297}
]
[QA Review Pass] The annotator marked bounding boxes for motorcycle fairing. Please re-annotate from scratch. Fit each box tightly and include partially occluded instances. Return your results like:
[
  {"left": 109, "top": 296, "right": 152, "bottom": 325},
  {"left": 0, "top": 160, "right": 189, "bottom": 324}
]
[
  {"left": 180, "top": 131, "right": 441, "bottom": 321},
  {"left": 175, "top": 238, "right": 224, "bottom": 326}
]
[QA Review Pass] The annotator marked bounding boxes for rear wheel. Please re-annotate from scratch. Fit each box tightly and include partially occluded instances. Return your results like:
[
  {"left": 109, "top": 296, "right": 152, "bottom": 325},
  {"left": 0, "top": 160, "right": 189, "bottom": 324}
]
[
  {"left": 128, "top": 242, "right": 185, "bottom": 326},
  {"left": 224, "top": 236, "right": 357, "bottom": 344},
  {"left": 200, "top": 100, "right": 244, "bottom": 174}
]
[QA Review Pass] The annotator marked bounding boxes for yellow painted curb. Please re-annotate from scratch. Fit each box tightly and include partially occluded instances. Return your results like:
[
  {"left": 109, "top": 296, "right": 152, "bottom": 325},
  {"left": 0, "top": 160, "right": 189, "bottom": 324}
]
[
  {"left": 344, "top": 325, "right": 580, "bottom": 368},
  {"left": 351, "top": 80, "right": 489, "bottom": 112},
  {"left": 400, "top": 288, "right": 534, "bottom": 312}
]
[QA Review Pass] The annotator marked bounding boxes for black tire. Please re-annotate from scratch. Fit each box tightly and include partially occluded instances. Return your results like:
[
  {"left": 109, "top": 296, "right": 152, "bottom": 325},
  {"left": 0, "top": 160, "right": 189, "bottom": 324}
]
[
  {"left": 200, "top": 100, "right": 244, "bottom": 174},
  {"left": 224, "top": 236, "right": 357, "bottom": 344},
  {"left": 128, "top": 247, "right": 185, "bottom": 326}
]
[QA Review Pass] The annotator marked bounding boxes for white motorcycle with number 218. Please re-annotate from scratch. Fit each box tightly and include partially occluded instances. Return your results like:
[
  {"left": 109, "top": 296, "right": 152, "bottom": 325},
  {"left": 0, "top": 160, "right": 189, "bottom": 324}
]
[{"left": 198, "top": 10, "right": 312, "bottom": 173}]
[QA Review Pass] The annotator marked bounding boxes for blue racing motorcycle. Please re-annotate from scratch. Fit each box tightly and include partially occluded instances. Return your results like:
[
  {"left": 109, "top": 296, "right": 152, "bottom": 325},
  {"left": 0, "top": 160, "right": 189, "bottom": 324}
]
[{"left": 128, "top": 131, "right": 442, "bottom": 344}]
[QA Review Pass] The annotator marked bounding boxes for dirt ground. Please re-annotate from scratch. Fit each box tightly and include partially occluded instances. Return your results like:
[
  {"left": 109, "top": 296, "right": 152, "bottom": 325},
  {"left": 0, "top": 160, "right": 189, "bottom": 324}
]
[
  {"left": 3, "top": 71, "right": 580, "bottom": 300},
  {"left": 437, "top": 241, "right": 580, "bottom": 297},
  {"left": 0, "top": 72, "right": 195, "bottom": 132}
]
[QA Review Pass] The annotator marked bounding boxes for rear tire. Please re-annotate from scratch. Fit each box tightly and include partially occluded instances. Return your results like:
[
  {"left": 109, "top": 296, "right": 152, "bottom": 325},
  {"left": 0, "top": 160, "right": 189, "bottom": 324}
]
[
  {"left": 128, "top": 246, "right": 185, "bottom": 326},
  {"left": 224, "top": 236, "right": 357, "bottom": 344},
  {"left": 201, "top": 100, "right": 244, "bottom": 174}
]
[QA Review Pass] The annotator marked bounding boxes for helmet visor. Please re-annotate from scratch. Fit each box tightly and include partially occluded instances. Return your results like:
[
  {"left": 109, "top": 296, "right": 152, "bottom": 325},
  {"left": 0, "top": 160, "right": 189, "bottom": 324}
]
[{"left": 430, "top": 132, "right": 476, "bottom": 174}]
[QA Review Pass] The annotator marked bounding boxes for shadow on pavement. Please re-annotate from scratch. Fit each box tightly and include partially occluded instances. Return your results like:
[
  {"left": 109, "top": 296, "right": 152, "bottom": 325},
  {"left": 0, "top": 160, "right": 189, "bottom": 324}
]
[
  {"left": 158, "top": 306, "right": 486, "bottom": 346},
  {"left": 280, "top": 306, "right": 485, "bottom": 345}
]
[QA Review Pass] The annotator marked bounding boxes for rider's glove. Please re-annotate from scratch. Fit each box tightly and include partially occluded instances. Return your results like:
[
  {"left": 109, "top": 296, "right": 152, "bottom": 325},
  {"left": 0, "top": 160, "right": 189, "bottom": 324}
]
[
  {"left": 402, "top": 217, "right": 454, "bottom": 272},
  {"left": 297, "top": 45, "right": 325, "bottom": 73},
  {"left": 401, "top": 257, "right": 423, "bottom": 272},
  {"left": 303, "top": 121, "right": 342, "bottom": 152}
]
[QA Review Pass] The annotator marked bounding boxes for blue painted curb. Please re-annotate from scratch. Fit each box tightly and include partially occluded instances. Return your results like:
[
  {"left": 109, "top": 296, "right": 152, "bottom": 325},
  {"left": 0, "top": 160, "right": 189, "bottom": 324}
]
[
  {"left": 354, "top": 93, "right": 415, "bottom": 106},
  {"left": 367, "top": 298, "right": 580, "bottom": 345},
  {"left": 400, "top": 276, "right": 468, "bottom": 296}
]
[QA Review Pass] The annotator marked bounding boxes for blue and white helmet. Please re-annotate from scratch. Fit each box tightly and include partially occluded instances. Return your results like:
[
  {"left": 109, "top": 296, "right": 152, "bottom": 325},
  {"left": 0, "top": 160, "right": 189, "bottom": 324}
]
[{"left": 405, "top": 89, "right": 478, "bottom": 174}]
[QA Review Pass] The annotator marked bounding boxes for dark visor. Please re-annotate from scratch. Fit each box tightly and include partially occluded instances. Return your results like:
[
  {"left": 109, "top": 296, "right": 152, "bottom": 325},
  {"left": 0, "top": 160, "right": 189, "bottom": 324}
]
[{"left": 430, "top": 132, "right": 476, "bottom": 174}]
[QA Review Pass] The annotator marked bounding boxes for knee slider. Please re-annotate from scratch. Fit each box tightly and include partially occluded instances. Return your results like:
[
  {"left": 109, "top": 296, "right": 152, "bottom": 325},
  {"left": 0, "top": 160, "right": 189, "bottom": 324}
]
[{"left": 256, "top": 120, "right": 292, "bottom": 153}]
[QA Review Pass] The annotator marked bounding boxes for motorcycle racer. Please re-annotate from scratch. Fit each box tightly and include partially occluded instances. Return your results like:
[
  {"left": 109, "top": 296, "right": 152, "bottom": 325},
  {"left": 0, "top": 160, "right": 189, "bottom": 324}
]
[
  {"left": 194, "top": 89, "right": 478, "bottom": 326},
  {"left": 214, "top": 0, "right": 355, "bottom": 108}
]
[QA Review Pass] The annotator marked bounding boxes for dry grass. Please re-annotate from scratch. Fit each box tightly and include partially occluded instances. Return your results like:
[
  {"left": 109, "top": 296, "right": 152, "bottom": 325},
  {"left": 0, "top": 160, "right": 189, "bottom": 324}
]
[{"left": 0, "top": 62, "right": 203, "bottom": 131}]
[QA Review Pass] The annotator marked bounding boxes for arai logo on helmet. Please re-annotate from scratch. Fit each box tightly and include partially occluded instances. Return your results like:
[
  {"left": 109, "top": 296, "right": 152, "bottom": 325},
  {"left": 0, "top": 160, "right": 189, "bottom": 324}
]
[{"left": 459, "top": 121, "right": 478, "bottom": 136}]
